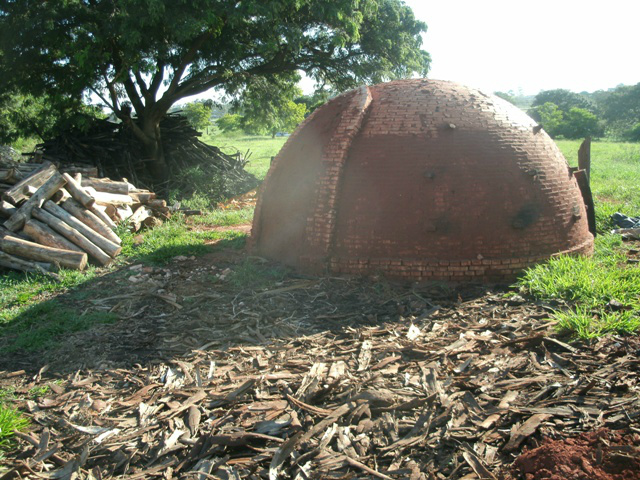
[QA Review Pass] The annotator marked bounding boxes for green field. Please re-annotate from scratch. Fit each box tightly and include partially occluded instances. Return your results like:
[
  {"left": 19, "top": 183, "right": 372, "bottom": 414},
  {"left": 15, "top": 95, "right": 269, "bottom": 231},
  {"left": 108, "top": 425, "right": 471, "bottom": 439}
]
[
  {"left": 201, "top": 130, "right": 287, "bottom": 180},
  {"left": 556, "top": 140, "right": 640, "bottom": 230}
]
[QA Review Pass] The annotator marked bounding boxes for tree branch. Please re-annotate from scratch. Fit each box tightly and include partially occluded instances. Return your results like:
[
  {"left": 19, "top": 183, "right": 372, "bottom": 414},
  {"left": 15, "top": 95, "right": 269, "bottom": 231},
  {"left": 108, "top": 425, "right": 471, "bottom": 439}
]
[
  {"left": 104, "top": 76, "right": 121, "bottom": 115},
  {"left": 133, "top": 68, "right": 149, "bottom": 98},
  {"left": 123, "top": 72, "right": 146, "bottom": 116},
  {"left": 148, "top": 62, "right": 165, "bottom": 101},
  {"left": 166, "top": 31, "right": 214, "bottom": 96},
  {"left": 168, "top": 50, "right": 296, "bottom": 102},
  {"left": 90, "top": 85, "right": 116, "bottom": 112}
]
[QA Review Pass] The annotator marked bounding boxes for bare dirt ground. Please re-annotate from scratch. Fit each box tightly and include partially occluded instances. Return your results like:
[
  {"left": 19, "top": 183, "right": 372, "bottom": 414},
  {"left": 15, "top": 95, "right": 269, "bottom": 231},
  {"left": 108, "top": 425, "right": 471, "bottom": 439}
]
[{"left": 1, "top": 231, "right": 639, "bottom": 479}]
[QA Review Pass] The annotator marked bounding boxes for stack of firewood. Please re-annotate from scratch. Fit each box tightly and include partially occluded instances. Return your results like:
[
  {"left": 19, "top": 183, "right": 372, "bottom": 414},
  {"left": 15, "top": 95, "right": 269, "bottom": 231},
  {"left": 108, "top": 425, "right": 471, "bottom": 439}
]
[
  {"left": 26, "top": 115, "right": 258, "bottom": 197},
  {"left": 0, "top": 161, "right": 168, "bottom": 274}
]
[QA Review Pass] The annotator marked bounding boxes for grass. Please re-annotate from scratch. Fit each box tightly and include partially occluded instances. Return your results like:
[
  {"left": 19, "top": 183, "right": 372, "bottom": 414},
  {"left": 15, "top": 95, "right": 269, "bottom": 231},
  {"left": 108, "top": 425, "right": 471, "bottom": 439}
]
[
  {"left": 227, "top": 258, "right": 288, "bottom": 290},
  {"left": 516, "top": 140, "right": 640, "bottom": 338},
  {"left": 190, "top": 207, "right": 254, "bottom": 227},
  {"left": 556, "top": 140, "right": 640, "bottom": 232},
  {"left": 118, "top": 213, "right": 247, "bottom": 265},
  {"left": 201, "top": 129, "right": 287, "bottom": 180},
  {"left": 0, "top": 209, "right": 250, "bottom": 355},
  {"left": 0, "top": 403, "right": 29, "bottom": 455},
  {"left": 0, "top": 267, "right": 100, "bottom": 324}
]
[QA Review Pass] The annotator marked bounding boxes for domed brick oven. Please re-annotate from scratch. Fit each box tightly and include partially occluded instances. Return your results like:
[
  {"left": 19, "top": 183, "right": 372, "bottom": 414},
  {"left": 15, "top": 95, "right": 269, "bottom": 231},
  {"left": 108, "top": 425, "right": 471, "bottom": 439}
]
[{"left": 250, "top": 79, "right": 594, "bottom": 282}]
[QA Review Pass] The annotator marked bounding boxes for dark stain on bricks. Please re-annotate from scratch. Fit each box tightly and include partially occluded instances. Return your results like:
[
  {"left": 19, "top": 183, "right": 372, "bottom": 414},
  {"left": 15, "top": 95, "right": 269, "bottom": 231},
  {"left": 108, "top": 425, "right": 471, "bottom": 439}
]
[{"left": 512, "top": 204, "right": 541, "bottom": 229}]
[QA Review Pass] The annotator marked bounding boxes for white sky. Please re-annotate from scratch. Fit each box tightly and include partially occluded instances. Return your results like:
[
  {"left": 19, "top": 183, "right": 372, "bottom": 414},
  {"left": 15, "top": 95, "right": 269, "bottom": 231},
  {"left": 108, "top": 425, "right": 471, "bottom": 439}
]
[{"left": 405, "top": 0, "right": 640, "bottom": 95}]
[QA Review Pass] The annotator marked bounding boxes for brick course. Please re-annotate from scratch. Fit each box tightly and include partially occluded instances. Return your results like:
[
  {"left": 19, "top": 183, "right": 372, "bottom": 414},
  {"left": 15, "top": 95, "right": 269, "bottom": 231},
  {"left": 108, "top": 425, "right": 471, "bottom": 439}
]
[{"left": 250, "top": 79, "right": 594, "bottom": 282}]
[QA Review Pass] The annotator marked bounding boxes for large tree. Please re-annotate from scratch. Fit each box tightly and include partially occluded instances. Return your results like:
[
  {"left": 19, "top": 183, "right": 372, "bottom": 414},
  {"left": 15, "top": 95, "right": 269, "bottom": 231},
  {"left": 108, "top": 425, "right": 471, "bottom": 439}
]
[
  {"left": 0, "top": 0, "right": 430, "bottom": 180},
  {"left": 528, "top": 89, "right": 595, "bottom": 122},
  {"left": 599, "top": 83, "right": 640, "bottom": 137},
  {"left": 235, "top": 76, "right": 307, "bottom": 137}
]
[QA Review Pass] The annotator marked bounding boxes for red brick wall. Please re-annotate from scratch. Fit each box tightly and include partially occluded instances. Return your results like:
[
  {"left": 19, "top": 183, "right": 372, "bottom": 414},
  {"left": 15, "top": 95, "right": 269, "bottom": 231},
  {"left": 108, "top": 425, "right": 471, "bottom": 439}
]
[{"left": 251, "top": 79, "right": 594, "bottom": 282}]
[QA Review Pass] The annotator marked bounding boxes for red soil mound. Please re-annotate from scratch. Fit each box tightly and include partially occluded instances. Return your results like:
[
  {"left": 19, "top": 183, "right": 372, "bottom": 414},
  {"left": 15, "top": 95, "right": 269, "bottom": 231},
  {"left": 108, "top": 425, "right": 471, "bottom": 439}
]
[{"left": 513, "top": 429, "right": 640, "bottom": 480}]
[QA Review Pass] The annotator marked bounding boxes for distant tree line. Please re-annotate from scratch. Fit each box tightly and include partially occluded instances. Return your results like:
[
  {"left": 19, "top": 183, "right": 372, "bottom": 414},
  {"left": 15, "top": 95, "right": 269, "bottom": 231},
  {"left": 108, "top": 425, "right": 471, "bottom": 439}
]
[
  {"left": 215, "top": 84, "right": 332, "bottom": 138},
  {"left": 502, "top": 84, "right": 640, "bottom": 141}
]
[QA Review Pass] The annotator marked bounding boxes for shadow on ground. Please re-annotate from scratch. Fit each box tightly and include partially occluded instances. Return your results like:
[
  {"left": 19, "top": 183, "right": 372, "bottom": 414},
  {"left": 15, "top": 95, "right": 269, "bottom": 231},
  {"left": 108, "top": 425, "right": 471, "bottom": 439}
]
[{"left": 0, "top": 238, "right": 507, "bottom": 375}]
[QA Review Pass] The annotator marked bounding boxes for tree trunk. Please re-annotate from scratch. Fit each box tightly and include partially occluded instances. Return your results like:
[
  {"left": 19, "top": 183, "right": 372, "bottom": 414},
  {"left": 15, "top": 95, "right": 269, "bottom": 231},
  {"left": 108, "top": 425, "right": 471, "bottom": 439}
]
[{"left": 142, "top": 116, "right": 169, "bottom": 183}]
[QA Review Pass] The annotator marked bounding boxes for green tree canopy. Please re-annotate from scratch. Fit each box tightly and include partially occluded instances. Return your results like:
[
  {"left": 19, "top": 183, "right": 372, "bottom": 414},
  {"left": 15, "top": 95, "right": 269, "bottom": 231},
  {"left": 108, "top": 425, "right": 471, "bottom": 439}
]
[
  {"left": 529, "top": 89, "right": 595, "bottom": 122},
  {"left": 0, "top": 0, "right": 430, "bottom": 180},
  {"left": 296, "top": 89, "right": 334, "bottom": 117},
  {"left": 561, "top": 107, "right": 603, "bottom": 139},
  {"left": 598, "top": 83, "right": 640, "bottom": 137},
  {"left": 493, "top": 91, "right": 516, "bottom": 105},
  {"left": 531, "top": 102, "right": 603, "bottom": 139},
  {"left": 216, "top": 114, "right": 243, "bottom": 133},
  {"left": 0, "top": 91, "right": 102, "bottom": 144},
  {"left": 235, "top": 76, "right": 307, "bottom": 137},
  {"left": 181, "top": 100, "right": 213, "bottom": 131},
  {"left": 532, "top": 102, "right": 564, "bottom": 137}
]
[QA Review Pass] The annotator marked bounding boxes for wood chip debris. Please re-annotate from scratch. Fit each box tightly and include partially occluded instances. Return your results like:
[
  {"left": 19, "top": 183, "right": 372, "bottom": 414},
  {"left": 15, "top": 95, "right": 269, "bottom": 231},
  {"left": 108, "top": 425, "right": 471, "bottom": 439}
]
[{"left": 1, "top": 274, "right": 639, "bottom": 479}]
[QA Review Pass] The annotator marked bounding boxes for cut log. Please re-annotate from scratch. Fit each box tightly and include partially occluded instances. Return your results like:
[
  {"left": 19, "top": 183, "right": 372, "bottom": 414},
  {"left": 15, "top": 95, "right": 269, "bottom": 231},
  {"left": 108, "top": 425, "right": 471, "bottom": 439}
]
[
  {"left": 147, "top": 199, "right": 166, "bottom": 209},
  {"left": 0, "top": 249, "right": 53, "bottom": 274},
  {"left": 178, "top": 209, "right": 203, "bottom": 216},
  {"left": 23, "top": 185, "right": 37, "bottom": 197},
  {"left": 153, "top": 206, "right": 171, "bottom": 219},
  {"left": 51, "top": 188, "right": 71, "bottom": 204},
  {"left": 128, "top": 206, "right": 153, "bottom": 232},
  {"left": 3, "top": 161, "right": 56, "bottom": 205},
  {"left": 60, "top": 165, "right": 98, "bottom": 177},
  {"left": 1, "top": 234, "right": 87, "bottom": 270},
  {"left": 42, "top": 201, "right": 121, "bottom": 258},
  {"left": 23, "top": 218, "right": 85, "bottom": 253},
  {"left": 61, "top": 198, "right": 121, "bottom": 245},
  {"left": 1, "top": 225, "right": 29, "bottom": 241},
  {"left": 0, "top": 200, "right": 17, "bottom": 218},
  {"left": 90, "top": 204, "right": 117, "bottom": 230},
  {"left": 3, "top": 170, "right": 67, "bottom": 231},
  {"left": 84, "top": 186, "right": 134, "bottom": 206},
  {"left": 81, "top": 177, "right": 131, "bottom": 195},
  {"left": 62, "top": 173, "right": 95, "bottom": 208},
  {"left": 32, "top": 207, "right": 112, "bottom": 266},
  {"left": 129, "top": 191, "right": 157, "bottom": 204},
  {"left": 143, "top": 216, "right": 163, "bottom": 229},
  {"left": 115, "top": 205, "right": 134, "bottom": 222},
  {"left": 0, "top": 168, "right": 25, "bottom": 184}
]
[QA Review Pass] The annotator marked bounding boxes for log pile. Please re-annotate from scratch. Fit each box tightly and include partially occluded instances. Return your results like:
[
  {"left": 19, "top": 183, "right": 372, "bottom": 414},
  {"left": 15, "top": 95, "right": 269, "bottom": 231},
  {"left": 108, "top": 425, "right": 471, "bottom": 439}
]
[
  {"left": 24, "top": 115, "right": 258, "bottom": 198},
  {"left": 0, "top": 161, "right": 168, "bottom": 274}
]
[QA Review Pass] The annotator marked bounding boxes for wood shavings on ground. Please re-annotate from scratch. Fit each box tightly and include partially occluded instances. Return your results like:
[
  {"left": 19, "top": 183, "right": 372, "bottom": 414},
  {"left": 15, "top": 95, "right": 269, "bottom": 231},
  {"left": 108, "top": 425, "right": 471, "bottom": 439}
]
[{"left": 1, "top": 252, "right": 639, "bottom": 479}]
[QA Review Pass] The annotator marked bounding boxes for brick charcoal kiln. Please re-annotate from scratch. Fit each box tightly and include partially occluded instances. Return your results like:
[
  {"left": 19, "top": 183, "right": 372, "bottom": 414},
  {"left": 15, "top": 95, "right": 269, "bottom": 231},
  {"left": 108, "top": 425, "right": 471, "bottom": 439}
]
[{"left": 251, "top": 79, "right": 594, "bottom": 282}]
